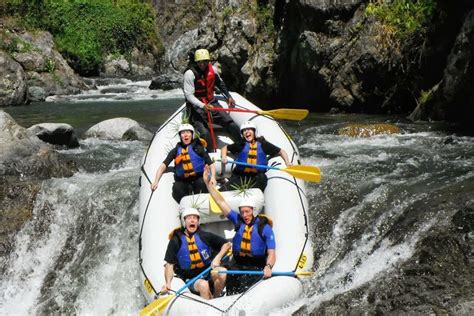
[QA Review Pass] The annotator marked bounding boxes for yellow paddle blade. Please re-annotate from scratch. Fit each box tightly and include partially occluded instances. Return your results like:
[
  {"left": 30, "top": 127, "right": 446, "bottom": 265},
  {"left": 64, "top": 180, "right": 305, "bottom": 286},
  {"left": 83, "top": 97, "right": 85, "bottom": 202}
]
[
  {"left": 283, "top": 165, "right": 321, "bottom": 182},
  {"left": 209, "top": 188, "right": 224, "bottom": 214},
  {"left": 139, "top": 294, "right": 175, "bottom": 316},
  {"left": 295, "top": 271, "right": 315, "bottom": 276},
  {"left": 257, "top": 108, "right": 309, "bottom": 121}
]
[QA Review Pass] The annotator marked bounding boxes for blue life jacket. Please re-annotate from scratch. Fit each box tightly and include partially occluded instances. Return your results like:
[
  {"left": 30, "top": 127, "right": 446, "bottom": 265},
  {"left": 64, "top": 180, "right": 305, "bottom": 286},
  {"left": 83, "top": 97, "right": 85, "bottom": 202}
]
[
  {"left": 175, "top": 144, "right": 205, "bottom": 179},
  {"left": 232, "top": 216, "right": 269, "bottom": 258},
  {"left": 236, "top": 141, "right": 267, "bottom": 173},
  {"left": 176, "top": 231, "right": 212, "bottom": 270}
]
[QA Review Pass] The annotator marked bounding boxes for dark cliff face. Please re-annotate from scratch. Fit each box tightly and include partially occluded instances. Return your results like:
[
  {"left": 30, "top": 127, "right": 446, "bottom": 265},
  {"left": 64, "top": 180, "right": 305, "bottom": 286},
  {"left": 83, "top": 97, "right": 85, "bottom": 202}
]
[{"left": 151, "top": 0, "right": 474, "bottom": 130}]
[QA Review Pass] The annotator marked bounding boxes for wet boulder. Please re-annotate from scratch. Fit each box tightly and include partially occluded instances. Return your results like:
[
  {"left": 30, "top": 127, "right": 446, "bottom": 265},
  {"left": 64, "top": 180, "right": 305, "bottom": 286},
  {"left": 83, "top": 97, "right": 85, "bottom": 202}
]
[
  {"left": 0, "top": 110, "right": 77, "bottom": 178},
  {"left": 338, "top": 123, "right": 401, "bottom": 137},
  {"left": 149, "top": 73, "right": 182, "bottom": 90},
  {"left": 84, "top": 117, "right": 153, "bottom": 141},
  {"left": 28, "top": 123, "right": 79, "bottom": 148}
]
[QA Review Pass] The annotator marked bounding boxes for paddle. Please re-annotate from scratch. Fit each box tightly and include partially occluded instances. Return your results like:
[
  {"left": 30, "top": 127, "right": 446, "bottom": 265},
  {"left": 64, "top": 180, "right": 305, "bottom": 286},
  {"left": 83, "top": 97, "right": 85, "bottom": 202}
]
[
  {"left": 222, "top": 159, "right": 321, "bottom": 183},
  {"left": 209, "top": 187, "right": 224, "bottom": 214},
  {"left": 212, "top": 270, "right": 314, "bottom": 277},
  {"left": 212, "top": 107, "right": 309, "bottom": 121},
  {"left": 139, "top": 265, "right": 213, "bottom": 316},
  {"left": 206, "top": 107, "right": 218, "bottom": 152}
]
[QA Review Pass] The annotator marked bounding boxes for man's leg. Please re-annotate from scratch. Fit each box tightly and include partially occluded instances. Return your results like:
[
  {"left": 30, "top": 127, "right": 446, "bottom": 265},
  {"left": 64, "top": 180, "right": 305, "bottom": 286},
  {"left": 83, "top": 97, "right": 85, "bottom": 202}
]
[
  {"left": 208, "top": 101, "right": 242, "bottom": 143},
  {"left": 172, "top": 181, "right": 189, "bottom": 203},
  {"left": 191, "top": 108, "right": 213, "bottom": 151},
  {"left": 214, "top": 111, "right": 241, "bottom": 142},
  {"left": 191, "top": 177, "right": 208, "bottom": 195},
  {"left": 254, "top": 173, "right": 268, "bottom": 192},
  {"left": 192, "top": 279, "right": 212, "bottom": 299},
  {"left": 211, "top": 267, "right": 227, "bottom": 297}
]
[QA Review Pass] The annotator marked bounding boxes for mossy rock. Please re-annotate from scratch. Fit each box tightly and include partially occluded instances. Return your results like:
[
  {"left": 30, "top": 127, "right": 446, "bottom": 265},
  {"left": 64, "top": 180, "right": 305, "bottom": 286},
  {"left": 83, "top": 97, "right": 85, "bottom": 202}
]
[{"left": 338, "top": 123, "right": 401, "bottom": 137}]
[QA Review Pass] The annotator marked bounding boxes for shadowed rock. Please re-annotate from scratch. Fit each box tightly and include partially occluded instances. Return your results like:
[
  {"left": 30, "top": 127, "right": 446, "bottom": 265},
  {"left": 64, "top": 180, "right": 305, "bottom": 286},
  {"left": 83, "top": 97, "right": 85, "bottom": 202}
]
[{"left": 28, "top": 123, "right": 79, "bottom": 148}]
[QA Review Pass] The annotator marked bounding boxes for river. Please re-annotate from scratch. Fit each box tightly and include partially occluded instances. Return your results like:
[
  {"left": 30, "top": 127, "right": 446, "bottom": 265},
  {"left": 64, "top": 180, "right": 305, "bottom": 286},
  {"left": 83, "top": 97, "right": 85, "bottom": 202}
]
[{"left": 1, "top": 79, "right": 473, "bottom": 315}]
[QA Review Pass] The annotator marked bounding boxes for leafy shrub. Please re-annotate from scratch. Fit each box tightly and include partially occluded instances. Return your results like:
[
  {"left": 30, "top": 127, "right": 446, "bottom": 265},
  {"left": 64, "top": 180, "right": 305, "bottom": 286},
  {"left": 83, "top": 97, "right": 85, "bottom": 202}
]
[
  {"left": 366, "top": 0, "right": 436, "bottom": 40},
  {"left": 3, "top": 0, "right": 160, "bottom": 76}
]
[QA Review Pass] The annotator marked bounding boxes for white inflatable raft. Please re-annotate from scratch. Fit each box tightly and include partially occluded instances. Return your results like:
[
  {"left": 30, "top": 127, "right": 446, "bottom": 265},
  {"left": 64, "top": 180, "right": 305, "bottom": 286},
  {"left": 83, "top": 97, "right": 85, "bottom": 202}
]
[{"left": 138, "top": 92, "right": 313, "bottom": 315}]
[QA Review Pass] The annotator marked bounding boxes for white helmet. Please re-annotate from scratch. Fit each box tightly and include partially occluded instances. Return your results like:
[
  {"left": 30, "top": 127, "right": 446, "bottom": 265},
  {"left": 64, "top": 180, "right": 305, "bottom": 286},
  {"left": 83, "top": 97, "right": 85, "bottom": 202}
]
[
  {"left": 238, "top": 198, "right": 255, "bottom": 209},
  {"left": 180, "top": 207, "right": 200, "bottom": 226},
  {"left": 238, "top": 198, "right": 258, "bottom": 216},
  {"left": 178, "top": 123, "right": 194, "bottom": 135},
  {"left": 240, "top": 121, "right": 257, "bottom": 133}
]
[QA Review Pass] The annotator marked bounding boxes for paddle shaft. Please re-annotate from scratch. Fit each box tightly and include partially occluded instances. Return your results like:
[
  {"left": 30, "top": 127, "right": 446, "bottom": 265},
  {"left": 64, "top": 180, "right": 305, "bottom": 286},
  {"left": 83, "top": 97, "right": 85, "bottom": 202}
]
[
  {"left": 223, "top": 159, "right": 321, "bottom": 183},
  {"left": 175, "top": 253, "right": 230, "bottom": 295},
  {"left": 212, "top": 107, "right": 259, "bottom": 115},
  {"left": 178, "top": 266, "right": 212, "bottom": 295},
  {"left": 211, "top": 106, "right": 308, "bottom": 121},
  {"left": 227, "top": 159, "right": 281, "bottom": 171},
  {"left": 216, "top": 270, "right": 312, "bottom": 276}
]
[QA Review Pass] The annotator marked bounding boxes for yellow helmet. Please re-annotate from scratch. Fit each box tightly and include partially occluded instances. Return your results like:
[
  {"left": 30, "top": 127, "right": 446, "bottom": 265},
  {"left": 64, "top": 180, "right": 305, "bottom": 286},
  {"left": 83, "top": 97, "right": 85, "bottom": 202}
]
[{"left": 194, "top": 49, "right": 210, "bottom": 62}]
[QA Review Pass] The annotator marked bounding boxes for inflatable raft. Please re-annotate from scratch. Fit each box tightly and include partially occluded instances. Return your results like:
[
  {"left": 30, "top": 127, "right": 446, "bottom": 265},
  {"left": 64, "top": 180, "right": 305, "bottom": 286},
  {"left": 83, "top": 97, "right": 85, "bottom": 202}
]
[{"left": 138, "top": 92, "right": 314, "bottom": 315}]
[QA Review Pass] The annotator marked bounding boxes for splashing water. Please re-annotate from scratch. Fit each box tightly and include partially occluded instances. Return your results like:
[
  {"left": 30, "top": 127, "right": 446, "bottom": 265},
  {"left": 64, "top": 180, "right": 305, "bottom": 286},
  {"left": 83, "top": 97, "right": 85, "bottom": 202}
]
[{"left": 1, "top": 97, "right": 473, "bottom": 315}]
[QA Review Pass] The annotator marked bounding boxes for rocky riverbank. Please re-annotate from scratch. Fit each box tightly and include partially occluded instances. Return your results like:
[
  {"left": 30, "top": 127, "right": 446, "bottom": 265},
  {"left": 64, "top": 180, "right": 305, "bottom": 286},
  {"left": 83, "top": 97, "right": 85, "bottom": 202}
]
[
  {"left": 149, "top": 0, "right": 474, "bottom": 131},
  {"left": 1, "top": 1, "right": 473, "bottom": 130}
]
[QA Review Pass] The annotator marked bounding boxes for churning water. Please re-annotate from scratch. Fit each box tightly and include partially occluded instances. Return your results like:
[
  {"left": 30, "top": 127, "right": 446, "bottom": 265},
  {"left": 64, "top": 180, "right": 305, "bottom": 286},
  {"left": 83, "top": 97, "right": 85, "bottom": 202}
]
[{"left": 1, "top": 82, "right": 473, "bottom": 315}]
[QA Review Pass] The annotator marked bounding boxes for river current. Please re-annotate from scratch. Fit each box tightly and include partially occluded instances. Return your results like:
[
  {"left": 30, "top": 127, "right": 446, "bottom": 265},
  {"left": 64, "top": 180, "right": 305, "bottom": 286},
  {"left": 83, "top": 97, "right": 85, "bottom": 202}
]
[{"left": 1, "top": 79, "right": 473, "bottom": 315}]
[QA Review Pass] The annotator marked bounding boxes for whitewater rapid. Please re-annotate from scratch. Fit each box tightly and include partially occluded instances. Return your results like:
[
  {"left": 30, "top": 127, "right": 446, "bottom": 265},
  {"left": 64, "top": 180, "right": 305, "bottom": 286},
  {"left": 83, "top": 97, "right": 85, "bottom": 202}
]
[{"left": 1, "top": 81, "right": 473, "bottom": 315}]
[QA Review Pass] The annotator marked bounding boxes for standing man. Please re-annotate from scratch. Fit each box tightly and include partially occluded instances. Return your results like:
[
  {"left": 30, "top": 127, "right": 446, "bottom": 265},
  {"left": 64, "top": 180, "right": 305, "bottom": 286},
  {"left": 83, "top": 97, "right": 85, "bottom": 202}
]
[
  {"left": 183, "top": 48, "right": 241, "bottom": 151},
  {"left": 162, "top": 207, "right": 231, "bottom": 299},
  {"left": 151, "top": 123, "right": 216, "bottom": 203},
  {"left": 203, "top": 165, "right": 276, "bottom": 295},
  {"left": 221, "top": 121, "right": 293, "bottom": 192}
]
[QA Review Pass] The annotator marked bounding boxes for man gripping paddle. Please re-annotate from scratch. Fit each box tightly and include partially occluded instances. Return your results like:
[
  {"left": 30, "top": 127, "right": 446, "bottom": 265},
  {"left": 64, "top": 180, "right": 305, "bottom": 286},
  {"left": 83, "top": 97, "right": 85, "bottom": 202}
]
[
  {"left": 221, "top": 120, "right": 292, "bottom": 192},
  {"left": 162, "top": 207, "right": 231, "bottom": 299}
]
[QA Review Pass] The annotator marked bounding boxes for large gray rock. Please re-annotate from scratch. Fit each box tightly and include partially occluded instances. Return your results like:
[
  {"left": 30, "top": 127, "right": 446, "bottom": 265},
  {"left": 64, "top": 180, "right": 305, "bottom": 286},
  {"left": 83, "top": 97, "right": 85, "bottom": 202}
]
[
  {"left": 84, "top": 117, "right": 153, "bottom": 141},
  {"left": 0, "top": 51, "right": 27, "bottom": 106},
  {"left": 27, "top": 86, "right": 46, "bottom": 102},
  {"left": 28, "top": 123, "right": 79, "bottom": 148},
  {"left": 0, "top": 110, "right": 40, "bottom": 161},
  {"left": 0, "top": 110, "right": 76, "bottom": 178}
]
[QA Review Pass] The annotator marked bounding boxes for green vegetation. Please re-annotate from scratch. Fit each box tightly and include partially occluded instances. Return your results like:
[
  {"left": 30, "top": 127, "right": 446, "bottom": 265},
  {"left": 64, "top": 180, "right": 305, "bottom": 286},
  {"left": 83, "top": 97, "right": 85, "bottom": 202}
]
[
  {"left": 365, "top": 0, "right": 436, "bottom": 40},
  {"left": 45, "top": 58, "right": 56, "bottom": 73},
  {"left": 418, "top": 89, "right": 433, "bottom": 105},
  {"left": 3, "top": 0, "right": 161, "bottom": 76},
  {"left": 0, "top": 35, "right": 39, "bottom": 55},
  {"left": 254, "top": 3, "right": 275, "bottom": 36}
]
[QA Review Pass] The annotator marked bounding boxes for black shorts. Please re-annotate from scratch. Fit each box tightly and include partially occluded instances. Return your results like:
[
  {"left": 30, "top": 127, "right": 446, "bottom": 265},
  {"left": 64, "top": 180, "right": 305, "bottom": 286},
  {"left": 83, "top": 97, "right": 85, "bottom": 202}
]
[
  {"left": 188, "top": 273, "right": 214, "bottom": 295},
  {"left": 224, "top": 260, "right": 264, "bottom": 295}
]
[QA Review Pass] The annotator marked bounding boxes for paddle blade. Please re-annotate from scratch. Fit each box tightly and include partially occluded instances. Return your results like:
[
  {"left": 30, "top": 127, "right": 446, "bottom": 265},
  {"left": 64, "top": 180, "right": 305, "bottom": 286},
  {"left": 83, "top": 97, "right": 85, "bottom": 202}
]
[
  {"left": 259, "top": 108, "right": 309, "bottom": 121},
  {"left": 139, "top": 295, "right": 175, "bottom": 316},
  {"left": 209, "top": 188, "right": 224, "bottom": 214},
  {"left": 284, "top": 165, "right": 321, "bottom": 182},
  {"left": 295, "top": 271, "right": 315, "bottom": 276}
]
